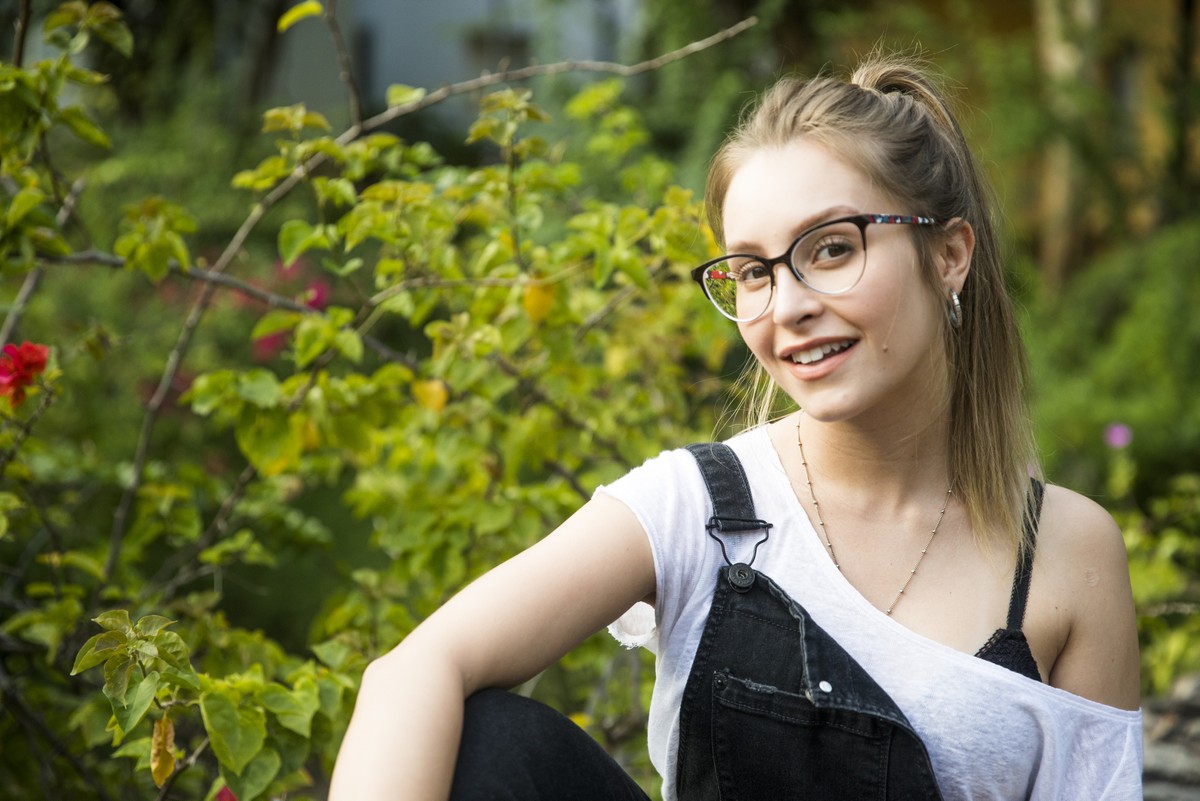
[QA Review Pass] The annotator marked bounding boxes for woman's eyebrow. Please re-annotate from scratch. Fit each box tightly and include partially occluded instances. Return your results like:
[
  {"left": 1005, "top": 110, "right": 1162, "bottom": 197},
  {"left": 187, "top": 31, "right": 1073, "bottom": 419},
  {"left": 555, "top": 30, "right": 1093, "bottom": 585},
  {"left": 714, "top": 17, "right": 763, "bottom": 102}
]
[{"left": 723, "top": 205, "right": 860, "bottom": 254}]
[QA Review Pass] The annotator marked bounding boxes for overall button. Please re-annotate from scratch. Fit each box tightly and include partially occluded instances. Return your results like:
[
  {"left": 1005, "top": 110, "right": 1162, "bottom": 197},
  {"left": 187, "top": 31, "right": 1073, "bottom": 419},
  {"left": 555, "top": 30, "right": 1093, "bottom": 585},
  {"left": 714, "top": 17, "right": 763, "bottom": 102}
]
[
  {"left": 728, "top": 563, "right": 755, "bottom": 591},
  {"left": 818, "top": 680, "right": 833, "bottom": 693}
]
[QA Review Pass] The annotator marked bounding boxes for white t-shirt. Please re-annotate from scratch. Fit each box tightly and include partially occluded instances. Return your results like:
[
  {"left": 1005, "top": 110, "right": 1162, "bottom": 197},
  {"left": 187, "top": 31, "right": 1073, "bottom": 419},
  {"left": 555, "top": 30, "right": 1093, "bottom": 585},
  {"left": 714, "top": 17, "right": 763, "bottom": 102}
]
[{"left": 599, "top": 426, "right": 1143, "bottom": 801}]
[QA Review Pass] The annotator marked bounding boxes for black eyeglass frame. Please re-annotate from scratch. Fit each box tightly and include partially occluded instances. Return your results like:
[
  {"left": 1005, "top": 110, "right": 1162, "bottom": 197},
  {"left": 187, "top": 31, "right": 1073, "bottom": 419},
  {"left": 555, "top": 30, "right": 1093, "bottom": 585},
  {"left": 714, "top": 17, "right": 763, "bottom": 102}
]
[{"left": 690, "top": 213, "right": 941, "bottom": 322}]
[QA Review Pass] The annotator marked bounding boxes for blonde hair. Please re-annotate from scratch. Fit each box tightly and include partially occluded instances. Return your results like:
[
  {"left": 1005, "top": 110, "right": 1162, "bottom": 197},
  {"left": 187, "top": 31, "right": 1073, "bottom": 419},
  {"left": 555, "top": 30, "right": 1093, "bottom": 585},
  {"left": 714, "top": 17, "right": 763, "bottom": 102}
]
[{"left": 708, "top": 51, "right": 1039, "bottom": 555}]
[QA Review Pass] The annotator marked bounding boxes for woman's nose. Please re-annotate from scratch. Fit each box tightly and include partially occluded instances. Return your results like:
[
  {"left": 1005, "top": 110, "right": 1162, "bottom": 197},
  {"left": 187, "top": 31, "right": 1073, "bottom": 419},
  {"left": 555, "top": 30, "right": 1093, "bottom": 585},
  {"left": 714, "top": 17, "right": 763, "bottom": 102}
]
[{"left": 771, "top": 265, "right": 824, "bottom": 324}]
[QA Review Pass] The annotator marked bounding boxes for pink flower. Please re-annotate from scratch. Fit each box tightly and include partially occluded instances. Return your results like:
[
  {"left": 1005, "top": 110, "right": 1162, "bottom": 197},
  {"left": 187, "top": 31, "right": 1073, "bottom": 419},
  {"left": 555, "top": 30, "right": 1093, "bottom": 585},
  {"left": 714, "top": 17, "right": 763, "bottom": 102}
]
[
  {"left": 1104, "top": 423, "right": 1133, "bottom": 450},
  {"left": 215, "top": 787, "right": 238, "bottom": 801},
  {"left": 0, "top": 341, "right": 49, "bottom": 407},
  {"left": 304, "top": 279, "right": 331, "bottom": 310}
]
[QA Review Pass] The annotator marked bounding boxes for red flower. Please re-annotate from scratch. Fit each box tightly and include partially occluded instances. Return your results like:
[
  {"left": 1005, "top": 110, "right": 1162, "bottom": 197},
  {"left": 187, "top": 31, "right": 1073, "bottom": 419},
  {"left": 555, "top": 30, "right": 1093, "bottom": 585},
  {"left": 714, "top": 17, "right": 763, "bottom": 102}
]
[
  {"left": 0, "top": 341, "right": 49, "bottom": 407},
  {"left": 215, "top": 787, "right": 238, "bottom": 801}
]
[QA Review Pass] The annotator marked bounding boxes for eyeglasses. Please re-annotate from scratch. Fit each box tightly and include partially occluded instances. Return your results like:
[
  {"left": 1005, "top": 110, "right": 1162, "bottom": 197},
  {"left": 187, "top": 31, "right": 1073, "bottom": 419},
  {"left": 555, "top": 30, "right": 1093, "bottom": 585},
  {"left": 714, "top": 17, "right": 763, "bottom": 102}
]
[{"left": 691, "top": 213, "right": 940, "bottom": 322}]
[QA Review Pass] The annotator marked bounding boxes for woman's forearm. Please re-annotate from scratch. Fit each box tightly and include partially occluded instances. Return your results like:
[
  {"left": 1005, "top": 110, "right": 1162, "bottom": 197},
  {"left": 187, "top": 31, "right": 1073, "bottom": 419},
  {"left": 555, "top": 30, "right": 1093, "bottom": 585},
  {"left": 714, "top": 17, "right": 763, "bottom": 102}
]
[{"left": 328, "top": 647, "right": 466, "bottom": 801}]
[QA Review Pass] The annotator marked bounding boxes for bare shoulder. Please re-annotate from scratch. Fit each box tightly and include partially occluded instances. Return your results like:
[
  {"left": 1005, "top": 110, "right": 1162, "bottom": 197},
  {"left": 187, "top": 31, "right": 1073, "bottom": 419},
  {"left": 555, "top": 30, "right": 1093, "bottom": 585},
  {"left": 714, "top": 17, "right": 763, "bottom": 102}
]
[
  {"left": 1037, "top": 483, "right": 1127, "bottom": 566},
  {"left": 1033, "top": 483, "right": 1140, "bottom": 709}
]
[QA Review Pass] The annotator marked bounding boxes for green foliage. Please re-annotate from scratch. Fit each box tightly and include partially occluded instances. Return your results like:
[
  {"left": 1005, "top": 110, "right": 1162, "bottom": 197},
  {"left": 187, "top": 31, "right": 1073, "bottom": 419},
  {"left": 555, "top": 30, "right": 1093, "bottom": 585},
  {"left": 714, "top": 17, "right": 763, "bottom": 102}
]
[
  {"left": 1029, "top": 220, "right": 1200, "bottom": 494},
  {"left": 1, "top": 3, "right": 730, "bottom": 797},
  {"left": 1107, "top": 453, "right": 1200, "bottom": 695}
]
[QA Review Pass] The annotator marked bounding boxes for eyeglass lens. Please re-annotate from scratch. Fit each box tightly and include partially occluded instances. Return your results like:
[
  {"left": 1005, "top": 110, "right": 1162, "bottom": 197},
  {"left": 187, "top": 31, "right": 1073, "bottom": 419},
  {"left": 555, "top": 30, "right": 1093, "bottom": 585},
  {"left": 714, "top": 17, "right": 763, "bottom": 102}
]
[{"left": 701, "top": 219, "right": 867, "bottom": 321}]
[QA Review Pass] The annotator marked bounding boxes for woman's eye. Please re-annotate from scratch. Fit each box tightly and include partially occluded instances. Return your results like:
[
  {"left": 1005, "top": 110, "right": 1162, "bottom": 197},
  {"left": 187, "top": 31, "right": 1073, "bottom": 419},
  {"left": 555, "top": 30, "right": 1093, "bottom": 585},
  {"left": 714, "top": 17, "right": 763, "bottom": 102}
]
[
  {"left": 735, "top": 261, "right": 771, "bottom": 281},
  {"left": 813, "top": 239, "right": 854, "bottom": 263}
]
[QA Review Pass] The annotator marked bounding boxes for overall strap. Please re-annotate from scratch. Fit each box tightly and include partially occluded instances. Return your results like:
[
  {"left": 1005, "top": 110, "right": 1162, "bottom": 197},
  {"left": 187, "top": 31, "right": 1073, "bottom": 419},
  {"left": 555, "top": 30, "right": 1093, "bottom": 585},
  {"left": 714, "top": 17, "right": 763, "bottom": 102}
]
[
  {"left": 685, "top": 443, "right": 773, "bottom": 590},
  {"left": 1005, "top": 478, "right": 1046, "bottom": 630}
]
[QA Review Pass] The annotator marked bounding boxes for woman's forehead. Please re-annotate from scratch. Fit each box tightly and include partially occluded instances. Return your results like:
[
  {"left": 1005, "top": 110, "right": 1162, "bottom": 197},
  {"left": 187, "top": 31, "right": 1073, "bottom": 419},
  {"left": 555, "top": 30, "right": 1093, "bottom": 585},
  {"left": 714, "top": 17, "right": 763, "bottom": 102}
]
[{"left": 721, "top": 141, "right": 884, "bottom": 251}]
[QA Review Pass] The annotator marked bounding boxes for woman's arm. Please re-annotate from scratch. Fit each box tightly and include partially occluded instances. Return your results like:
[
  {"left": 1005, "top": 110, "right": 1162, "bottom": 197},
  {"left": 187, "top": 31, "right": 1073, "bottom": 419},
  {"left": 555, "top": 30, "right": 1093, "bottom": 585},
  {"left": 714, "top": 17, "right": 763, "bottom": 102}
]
[
  {"left": 327, "top": 493, "right": 655, "bottom": 800},
  {"left": 1039, "top": 486, "right": 1141, "bottom": 710}
]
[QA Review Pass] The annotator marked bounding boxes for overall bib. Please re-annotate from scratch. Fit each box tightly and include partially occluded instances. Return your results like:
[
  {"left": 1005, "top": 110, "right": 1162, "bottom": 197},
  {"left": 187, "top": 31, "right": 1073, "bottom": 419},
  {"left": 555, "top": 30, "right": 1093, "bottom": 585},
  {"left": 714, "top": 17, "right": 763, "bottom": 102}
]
[{"left": 674, "top": 443, "right": 944, "bottom": 800}]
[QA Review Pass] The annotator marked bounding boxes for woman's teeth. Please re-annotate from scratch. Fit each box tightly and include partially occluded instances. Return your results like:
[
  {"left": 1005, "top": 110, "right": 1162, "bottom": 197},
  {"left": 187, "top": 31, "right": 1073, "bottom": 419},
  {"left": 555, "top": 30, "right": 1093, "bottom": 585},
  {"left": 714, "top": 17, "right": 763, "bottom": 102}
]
[{"left": 791, "top": 341, "right": 853, "bottom": 365}]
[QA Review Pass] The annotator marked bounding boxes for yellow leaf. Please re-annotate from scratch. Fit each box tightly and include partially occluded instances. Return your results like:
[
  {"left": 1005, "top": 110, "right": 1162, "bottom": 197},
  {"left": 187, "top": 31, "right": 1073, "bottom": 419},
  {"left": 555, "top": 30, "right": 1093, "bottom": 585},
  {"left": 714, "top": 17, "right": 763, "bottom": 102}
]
[
  {"left": 605, "top": 344, "right": 631, "bottom": 378},
  {"left": 413, "top": 379, "right": 448, "bottom": 413},
  {"left": 151, "top": 717, "right": 175, "bottom": 787},
  {"left": 278, "top": 0, "right": 323, "bottom": 32},
  {"left": 522, "top": 283, "right": 555, "bottom": 324},
  {"left": 569, "top": 712, "right": 593, "bottom": 730}
]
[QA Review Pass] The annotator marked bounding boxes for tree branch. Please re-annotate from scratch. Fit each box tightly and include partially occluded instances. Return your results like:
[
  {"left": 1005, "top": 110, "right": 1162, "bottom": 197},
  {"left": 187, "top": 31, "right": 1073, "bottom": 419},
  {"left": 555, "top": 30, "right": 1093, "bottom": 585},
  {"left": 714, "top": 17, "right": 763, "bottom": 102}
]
[
  {"left": 153, "top": 736, "right": 209, "bottom": 801},
  {"left": 2, "top": 180, "right": 84, "bottom": 348},
  {"left": 12, "top": 0, "right": 32, "bottom": 67},
  {"left": 358, "top": 16, "right": 759, "bottom": 133},
  {"left": 323, "top": 0, "right": 362, "bottom": 129},
  {"left": 0, "top": 386, "right": 57, "bottom": 476}
]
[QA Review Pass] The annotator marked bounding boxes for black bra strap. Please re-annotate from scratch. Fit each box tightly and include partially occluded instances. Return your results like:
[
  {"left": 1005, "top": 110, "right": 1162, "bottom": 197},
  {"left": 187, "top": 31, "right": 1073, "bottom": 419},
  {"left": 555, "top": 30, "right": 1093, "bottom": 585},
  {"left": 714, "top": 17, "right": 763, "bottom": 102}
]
[{"left": 1005, "top": 478, "right": 1046, "bottom": 630}]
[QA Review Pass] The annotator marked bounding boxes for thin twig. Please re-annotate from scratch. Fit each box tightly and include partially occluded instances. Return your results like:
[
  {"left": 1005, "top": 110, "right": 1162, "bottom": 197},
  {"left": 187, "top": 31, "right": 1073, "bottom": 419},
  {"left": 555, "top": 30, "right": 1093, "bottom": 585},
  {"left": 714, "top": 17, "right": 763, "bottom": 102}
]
[
  {"left": 0, "top": 387, "right": 56, "bottom": 476},
  {"left": 12, "top": 0, "right": 32, "bottom": 67},
  {"left": 43, "top": 250, "right": 421, "bottom": 371},
  {"left": 149, "top": 464, "right": 256, "bottom": 600},
  {"left": 154, "top": 736, "right": 209, "bottom": 801},
  {"left": 546, "top": 459, "right": 590, "bottom": 502},
  {"left": 323, "top": 0, "right": 363, "bottom": 129},
  {"left": 358, "top": 17, "right": 760, "bottom": 133},
  {"left": 1, "top": 180, "right": 85, "bottom": 348},
  {"left": 0, "top": 268, "right": 43, "bottom": 349}
]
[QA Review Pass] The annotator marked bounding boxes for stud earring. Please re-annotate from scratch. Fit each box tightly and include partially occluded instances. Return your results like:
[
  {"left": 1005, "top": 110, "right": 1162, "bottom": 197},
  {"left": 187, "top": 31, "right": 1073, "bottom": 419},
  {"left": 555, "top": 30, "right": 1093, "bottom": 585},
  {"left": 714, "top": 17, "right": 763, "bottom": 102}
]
[{"left": 947, "top": 290, "right": 963, "bottom": 330}]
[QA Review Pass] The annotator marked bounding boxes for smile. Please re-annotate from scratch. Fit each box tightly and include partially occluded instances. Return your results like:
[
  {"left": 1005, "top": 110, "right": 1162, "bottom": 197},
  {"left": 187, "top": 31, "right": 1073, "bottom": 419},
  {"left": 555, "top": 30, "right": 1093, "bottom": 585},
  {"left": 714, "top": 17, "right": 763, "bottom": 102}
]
[{"left": 789, "top": 340, "right": 856, "bottom": 365}]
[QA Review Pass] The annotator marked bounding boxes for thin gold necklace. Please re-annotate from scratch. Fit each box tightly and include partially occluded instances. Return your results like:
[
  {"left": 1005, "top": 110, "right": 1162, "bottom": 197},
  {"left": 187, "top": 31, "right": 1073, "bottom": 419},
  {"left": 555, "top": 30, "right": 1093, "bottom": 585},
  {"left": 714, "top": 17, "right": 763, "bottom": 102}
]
[{"left": 795, "top": 420, "right": 952, "bottom": 616}]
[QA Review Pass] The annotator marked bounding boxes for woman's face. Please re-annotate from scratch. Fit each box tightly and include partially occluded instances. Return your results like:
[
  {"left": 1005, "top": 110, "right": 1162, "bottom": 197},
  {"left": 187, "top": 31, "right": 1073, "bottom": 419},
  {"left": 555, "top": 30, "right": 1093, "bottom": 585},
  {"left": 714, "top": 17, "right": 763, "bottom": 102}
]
[{"left": 722, "top": 139, "right": 952, "bottom": 427}]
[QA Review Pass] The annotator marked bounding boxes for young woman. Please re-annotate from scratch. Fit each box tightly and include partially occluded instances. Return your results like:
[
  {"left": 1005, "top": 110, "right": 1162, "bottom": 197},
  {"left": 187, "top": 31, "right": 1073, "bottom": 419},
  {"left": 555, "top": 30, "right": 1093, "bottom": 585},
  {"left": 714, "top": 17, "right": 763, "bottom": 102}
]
[{"left": 329, "top": 53, "right": 1142, "bottom": 800}]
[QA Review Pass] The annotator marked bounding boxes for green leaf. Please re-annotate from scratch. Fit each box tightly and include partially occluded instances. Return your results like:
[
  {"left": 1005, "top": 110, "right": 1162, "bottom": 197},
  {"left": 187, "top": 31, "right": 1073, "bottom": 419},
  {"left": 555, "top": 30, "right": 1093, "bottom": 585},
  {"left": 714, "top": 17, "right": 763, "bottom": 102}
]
[
  {"left": 185, "top": 370, "right": 236, "bottom": 417},
  {"left": 294, "top": 316, "right": 333, "bottom": 368},
  {"left": 6, "top": 186, "right": 45, "bottom": 228},
  {"left": 113, "top": 670, "right": 159, "bottom": 733},
  {"left": 252, "top": 309, "right": 303, "bottom": 340},
  {"left": 58, "top": 106, "right": 111, "bottom": 149},
  {"left": 71, "top": 630, "right": 127, "bottom": 675},
  {"left": 311, "top": 639, "right": 351, "bottom": 671},
  {"left": 152, "top": 631, "right": 194, "bottom": 674},
  {"left": 102, "top": 653, "right": 135, "bottom": 706},
  {"left": 386, "top": 84, "right": 427, "bottom": 108},
  {"left": 221, "top": 747, "right": 281, "bottom": 801},
  {"left": 60, "top": 551, "right": 105, "bottom": 580},
  {"left": 44, "top": 2, "right": 86, "bottom": 33},
  {"left": 134, "top": 615, "right": 174, "bottom": 636},
  {"left": 333, "top": 329, "right": 363, "bottom": 363},
  {"left": 261, "top": 679, "right": 320, "bottom": 737},
  {"left": 200, "top": 691, "right": 266, "bottom": 775},
  {"left": 94, "top": 609, "right": 134, "bottom": 634},
  {"left": 235, "top": 412, "right": 304, "bottom": 477},
  {"left": 89, "top": 17, "right": 133, "bottom": 57},
  {"left": 278, "top": 1, "right": 323, "bottom": 33},
  {"left": 278, "top": 219, "right": 327, "bottom": 266},
  {"left": 236, "top": 370, "right": 284, "bottom": 408}
]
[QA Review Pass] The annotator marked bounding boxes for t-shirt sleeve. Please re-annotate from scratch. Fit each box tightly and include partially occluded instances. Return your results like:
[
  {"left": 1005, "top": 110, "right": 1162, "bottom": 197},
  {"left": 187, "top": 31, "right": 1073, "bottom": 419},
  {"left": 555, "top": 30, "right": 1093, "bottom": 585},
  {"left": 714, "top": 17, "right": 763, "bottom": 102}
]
[{"left": 594, "top": 446, "right": 714, "bottom": 652}]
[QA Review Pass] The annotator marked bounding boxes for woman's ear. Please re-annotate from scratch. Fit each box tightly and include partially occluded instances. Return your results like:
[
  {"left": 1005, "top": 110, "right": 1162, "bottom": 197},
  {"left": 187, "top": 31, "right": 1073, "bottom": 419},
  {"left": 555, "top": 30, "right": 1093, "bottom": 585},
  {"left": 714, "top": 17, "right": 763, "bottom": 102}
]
[{"left": 938, "top": 218, "right": 974, "bottom": 294}]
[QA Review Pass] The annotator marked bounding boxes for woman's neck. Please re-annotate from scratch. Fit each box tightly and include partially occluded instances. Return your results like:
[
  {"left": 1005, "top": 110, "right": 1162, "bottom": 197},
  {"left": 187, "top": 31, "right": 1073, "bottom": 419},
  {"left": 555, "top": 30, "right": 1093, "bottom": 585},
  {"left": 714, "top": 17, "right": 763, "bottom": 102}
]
[{"left": 782, "top": 408, "right": 953, "bottom": 515}]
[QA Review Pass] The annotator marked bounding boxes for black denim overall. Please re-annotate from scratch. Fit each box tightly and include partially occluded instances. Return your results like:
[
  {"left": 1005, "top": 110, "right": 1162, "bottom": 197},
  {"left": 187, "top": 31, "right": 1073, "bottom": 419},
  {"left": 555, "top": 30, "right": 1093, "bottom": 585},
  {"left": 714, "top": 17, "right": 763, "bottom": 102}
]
[{"left": 675, "top": 443, "right": 945, "bottom": 800}]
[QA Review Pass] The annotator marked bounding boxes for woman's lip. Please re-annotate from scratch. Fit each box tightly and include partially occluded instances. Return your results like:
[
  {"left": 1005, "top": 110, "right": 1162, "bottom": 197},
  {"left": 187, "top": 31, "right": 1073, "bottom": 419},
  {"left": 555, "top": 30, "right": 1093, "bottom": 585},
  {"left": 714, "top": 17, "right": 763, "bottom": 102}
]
[{"left": 782, "top": 340, "right": 856, "bottom": 379}]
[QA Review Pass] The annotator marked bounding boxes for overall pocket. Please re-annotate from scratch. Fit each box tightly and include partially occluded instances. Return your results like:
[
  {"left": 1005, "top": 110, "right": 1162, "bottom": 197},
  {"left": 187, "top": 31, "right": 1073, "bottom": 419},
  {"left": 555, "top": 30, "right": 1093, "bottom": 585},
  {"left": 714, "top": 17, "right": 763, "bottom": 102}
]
[{"left": 710, "top": 670, "right": 896, "bottom": 801}]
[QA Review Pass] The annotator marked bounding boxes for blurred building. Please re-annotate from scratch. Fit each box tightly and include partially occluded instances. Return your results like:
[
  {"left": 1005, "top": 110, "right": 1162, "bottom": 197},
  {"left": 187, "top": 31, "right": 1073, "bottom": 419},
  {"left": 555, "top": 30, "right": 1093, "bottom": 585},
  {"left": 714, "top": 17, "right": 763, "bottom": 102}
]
[{"left": 267, "top": 0, "right": 642, "bottom": 127}]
